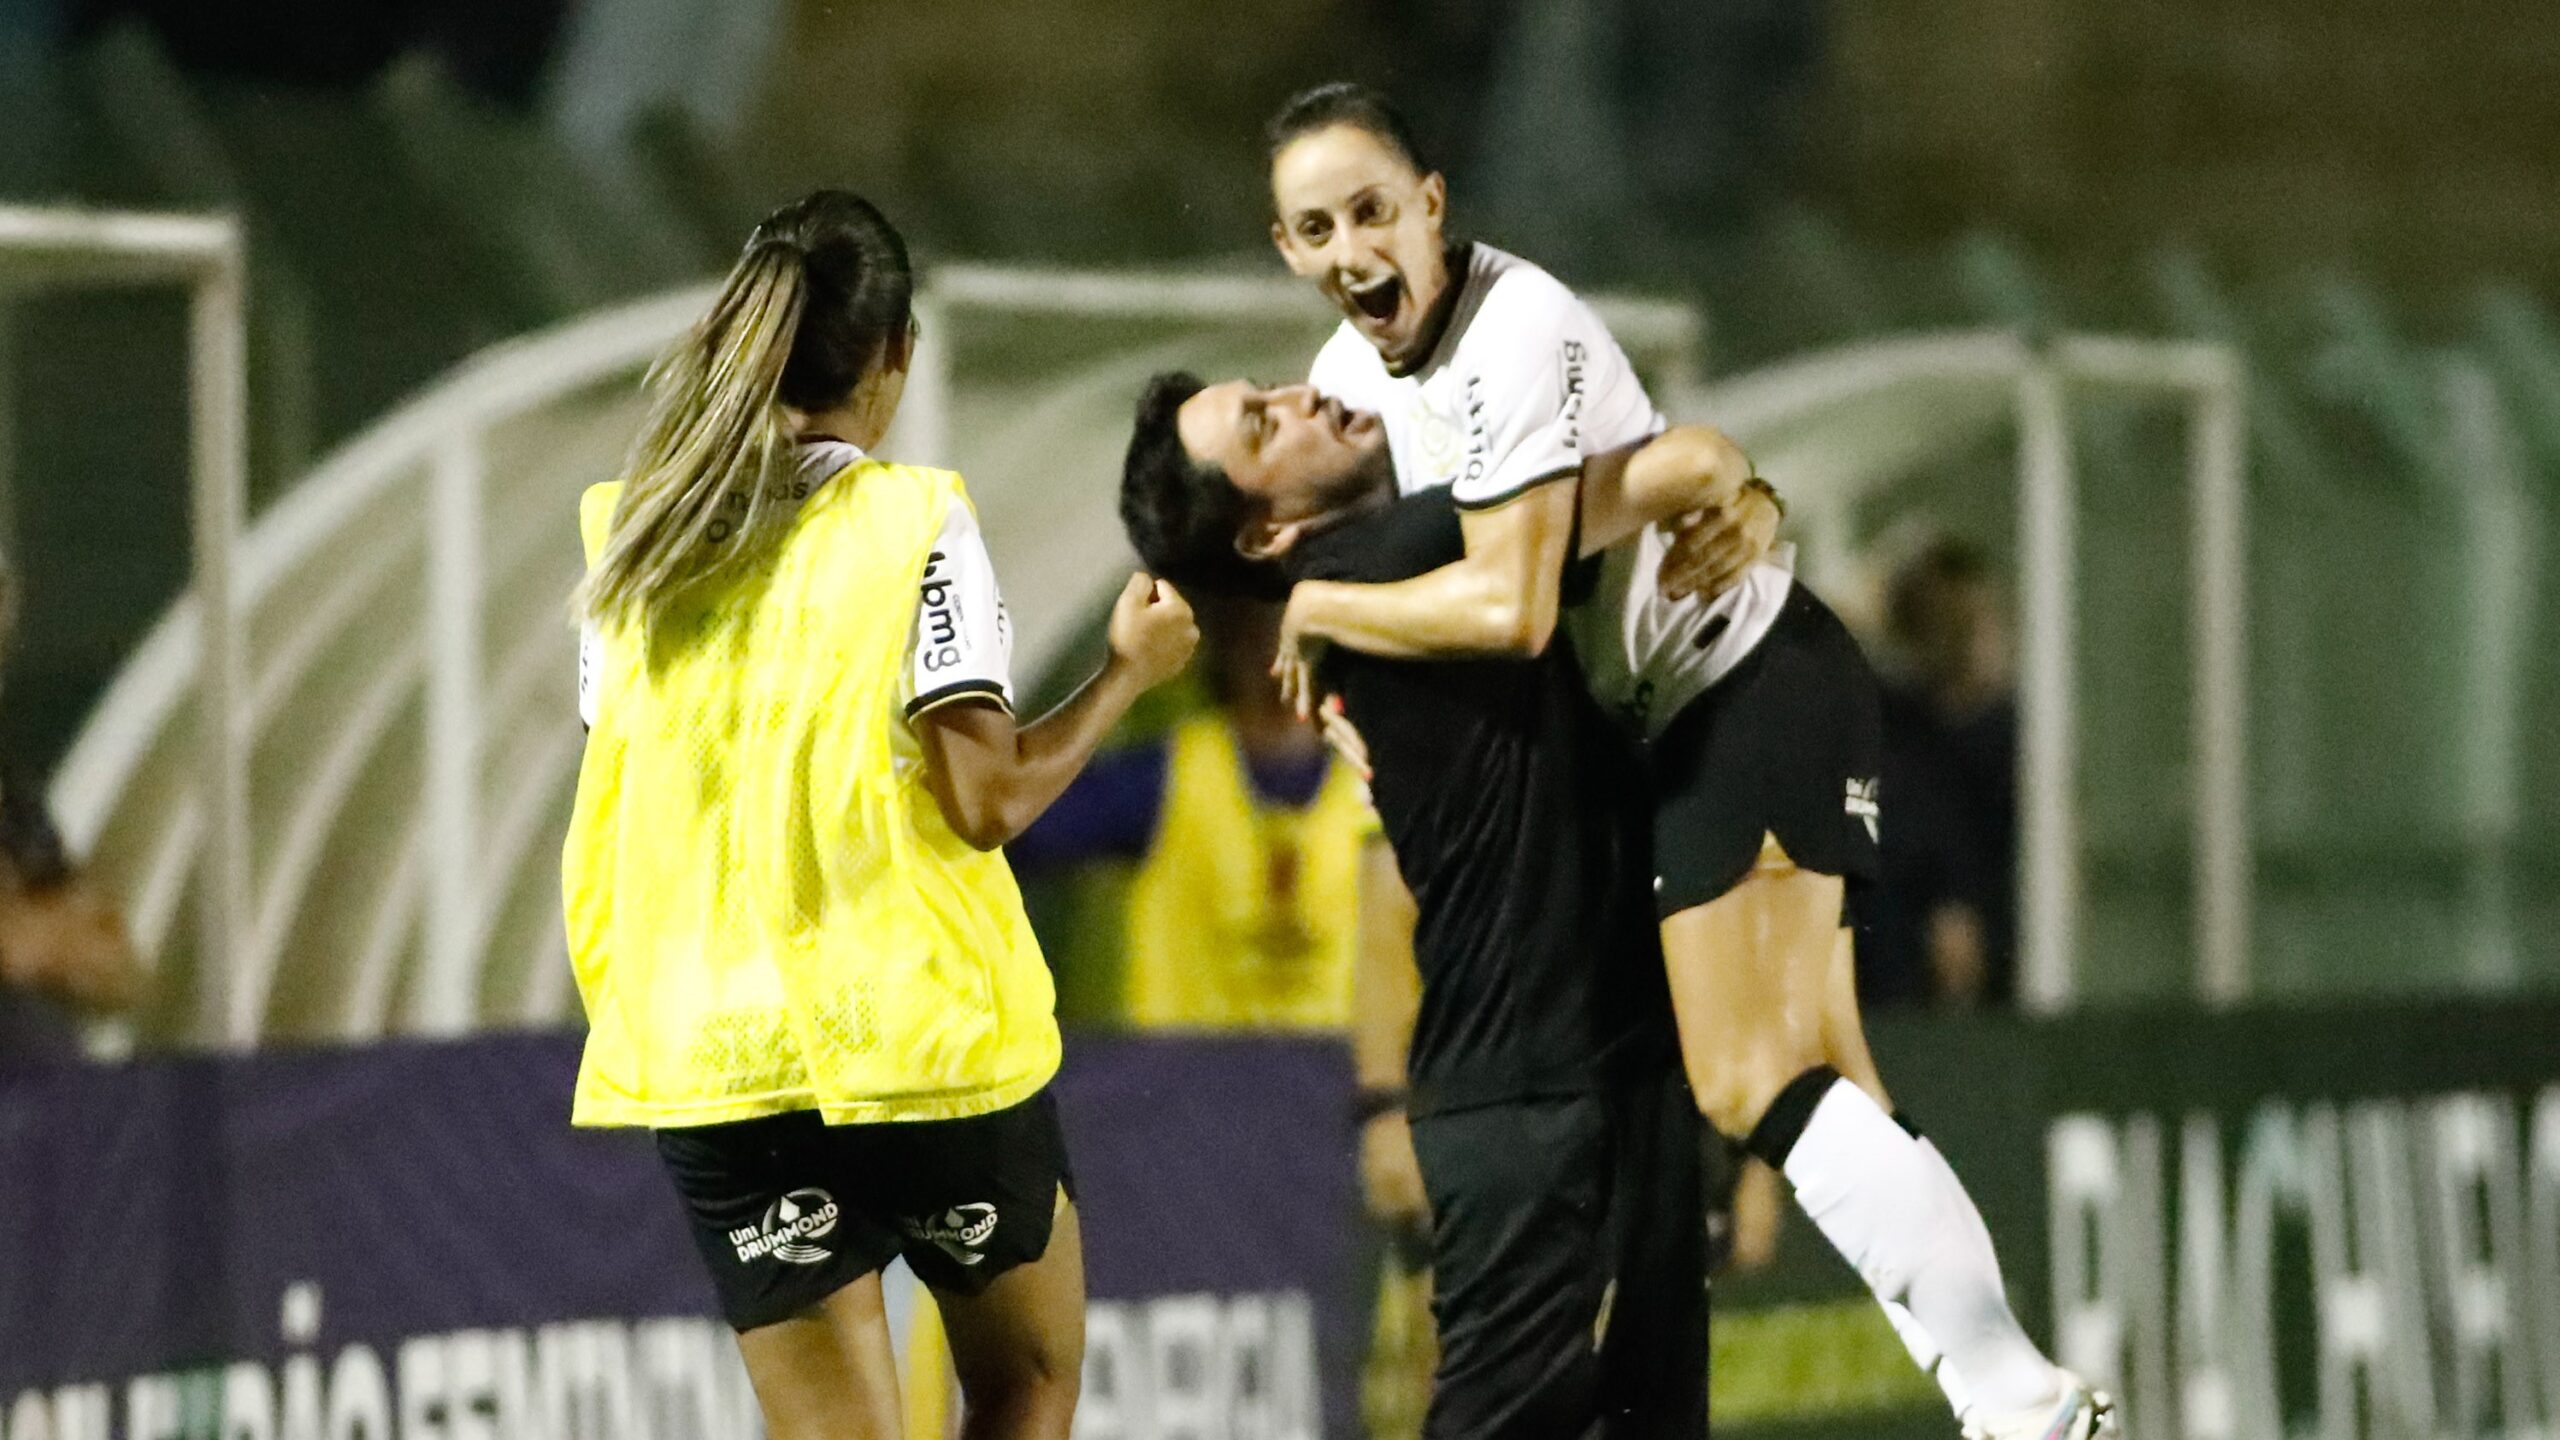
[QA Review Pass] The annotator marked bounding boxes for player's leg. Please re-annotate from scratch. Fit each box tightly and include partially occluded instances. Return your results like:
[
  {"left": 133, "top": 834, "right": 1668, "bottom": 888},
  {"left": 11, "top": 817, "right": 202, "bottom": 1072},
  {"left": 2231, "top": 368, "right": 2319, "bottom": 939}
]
[
  {"left": 1592, "top": 1069, "right": 1710, "bottom": 1439},
  {"left": 889, "top": 1091, "right": 1086, "bottom": 1440},
  {"left": 1813, "top": 920, "right": 1981, "bottom": 1410},
  {"left": 653, "top": 1111, "right": 911, "bottom": 1440},
  {"left": 731, "top": 1276, "right": 906, "bottom": 1440},
  {"left": 1649, "top": 589, "right": 2110, "bottom": 1437},
  {"left": 1817, "top": 921, "right": 1983, "bottom": 1418},
  {"left": 935, "top": 1195, "right": 1087, "bottom": 1440},
  {"left": 1660, "top": 843, "right": 1839, "bottom": 1139},
  {"left": 1821, "top": 924, "right": 1890, "bottom": 1105},
  {"left": 1410, "top": 1095, "right": 1616, "bottom": 1440},
  {"left": 1662, "top": 856, "right": 2078, "bottom": 1430}
]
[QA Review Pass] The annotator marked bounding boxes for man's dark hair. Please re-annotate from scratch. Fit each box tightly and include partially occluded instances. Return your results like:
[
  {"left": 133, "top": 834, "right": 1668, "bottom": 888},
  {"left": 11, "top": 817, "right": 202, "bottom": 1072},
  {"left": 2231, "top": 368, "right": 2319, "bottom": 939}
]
[
  {"left": 1265, "top": 81, "right": 1435, "bottom": 177},
  {"left": 1119, "top": 372, "right": 1290, "bottom": 601}
]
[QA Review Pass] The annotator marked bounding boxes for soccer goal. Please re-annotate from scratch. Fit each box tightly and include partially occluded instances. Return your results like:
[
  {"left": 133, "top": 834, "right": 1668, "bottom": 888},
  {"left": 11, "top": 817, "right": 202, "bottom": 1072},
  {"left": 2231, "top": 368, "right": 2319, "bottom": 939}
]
[{"left": 0, "top": 204, "right": 248, "bottom": 1052}]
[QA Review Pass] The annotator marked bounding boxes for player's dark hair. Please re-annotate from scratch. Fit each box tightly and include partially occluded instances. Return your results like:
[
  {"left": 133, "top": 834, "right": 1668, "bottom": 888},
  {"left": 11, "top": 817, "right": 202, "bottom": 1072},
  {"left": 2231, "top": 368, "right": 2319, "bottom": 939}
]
[
  {"left": 1265, "top": 82, "right": 1435, "bottom": 177},
  {"left": 578, "top": 189, "right": 914, "bottom": 629},
  {"left": 1119, "top": 372, "right": 1290, "bottom": 601}
]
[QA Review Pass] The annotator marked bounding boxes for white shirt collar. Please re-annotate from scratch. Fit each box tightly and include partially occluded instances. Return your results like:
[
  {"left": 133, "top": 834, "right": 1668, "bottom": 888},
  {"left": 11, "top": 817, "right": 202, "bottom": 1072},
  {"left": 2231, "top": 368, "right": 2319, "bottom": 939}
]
[{"left": 794, "top": 437, "right": 867, "bottom": 490}]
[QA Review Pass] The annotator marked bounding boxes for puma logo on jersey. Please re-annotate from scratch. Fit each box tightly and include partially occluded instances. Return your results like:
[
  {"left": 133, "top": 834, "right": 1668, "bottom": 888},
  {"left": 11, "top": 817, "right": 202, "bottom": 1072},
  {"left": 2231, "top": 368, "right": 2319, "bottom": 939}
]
[{"left": 1845, "top": 778, "right": 1881, "bottom": 843}]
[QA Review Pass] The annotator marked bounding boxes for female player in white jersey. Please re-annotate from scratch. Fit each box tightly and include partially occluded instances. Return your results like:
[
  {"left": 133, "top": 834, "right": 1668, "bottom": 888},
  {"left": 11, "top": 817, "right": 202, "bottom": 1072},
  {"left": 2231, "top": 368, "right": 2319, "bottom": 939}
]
[
  {"left": 564, "top": 190, "right": 1197, "bottom": 1440},
  {"left": 1248, "top": 85, "right": 2111, "bottom": 1440}
]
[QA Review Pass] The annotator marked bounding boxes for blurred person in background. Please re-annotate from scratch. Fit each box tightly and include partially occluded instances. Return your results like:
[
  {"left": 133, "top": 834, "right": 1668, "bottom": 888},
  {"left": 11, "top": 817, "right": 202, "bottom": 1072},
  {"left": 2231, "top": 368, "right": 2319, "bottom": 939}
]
[
  {"left": 564, "top": 189, "right": 1196, "bottom": 1440},
  {"left": 1010, "top": 593, "right": 1369, "bottom": 1030},
  {"left": 1243, "top": 82, "right": 2110, "bottom": 1440},
  {"left": 1865, "top": 536, "right": 2017, "bottom": 1010},
  {"left": 0, "top": 552, "right": 142, "bottom": 1063}
]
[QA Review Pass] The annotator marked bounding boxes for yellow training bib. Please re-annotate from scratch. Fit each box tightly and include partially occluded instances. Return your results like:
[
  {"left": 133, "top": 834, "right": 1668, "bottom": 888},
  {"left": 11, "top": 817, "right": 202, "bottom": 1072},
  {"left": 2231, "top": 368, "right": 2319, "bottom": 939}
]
[
  {"left": 562, "top": 459, "right": 1058, "bottom": 1128},
  {"left": 1122, "top": 716, "right": 1369, "bottom": 1029}
]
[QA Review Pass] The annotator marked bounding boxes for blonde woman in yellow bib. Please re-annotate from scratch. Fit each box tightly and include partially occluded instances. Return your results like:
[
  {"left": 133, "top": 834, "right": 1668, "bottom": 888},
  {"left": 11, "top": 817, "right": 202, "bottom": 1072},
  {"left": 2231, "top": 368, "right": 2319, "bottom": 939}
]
[{"left": 563, "top": 190, "right": 1196, "bottom": 1440}]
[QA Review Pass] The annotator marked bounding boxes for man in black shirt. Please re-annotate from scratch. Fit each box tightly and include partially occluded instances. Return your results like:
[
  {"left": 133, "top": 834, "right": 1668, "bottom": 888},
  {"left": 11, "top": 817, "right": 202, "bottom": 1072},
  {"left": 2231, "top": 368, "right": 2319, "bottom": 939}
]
[{"left": 1120, "top": 373, "right": 1754, "bottom": 1439}]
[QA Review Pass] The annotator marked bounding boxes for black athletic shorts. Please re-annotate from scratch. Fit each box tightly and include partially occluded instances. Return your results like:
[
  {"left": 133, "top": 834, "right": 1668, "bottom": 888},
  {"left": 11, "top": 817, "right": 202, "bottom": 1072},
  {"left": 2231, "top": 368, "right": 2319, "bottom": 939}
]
[
  {"left": 653, "top": 1089, "right": 1075, "bottom": 1331},
  {"left": 1409, "top": 1070, "right": 1710, "bottom": 1440},
  {"left": 1648, "top": 583, "right": 1883, "bottom": 921}
]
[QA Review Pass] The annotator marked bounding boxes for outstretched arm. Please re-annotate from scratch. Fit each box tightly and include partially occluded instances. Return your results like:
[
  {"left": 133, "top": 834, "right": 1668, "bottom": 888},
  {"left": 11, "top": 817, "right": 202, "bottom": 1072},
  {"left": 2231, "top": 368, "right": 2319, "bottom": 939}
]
[{"left": 918, "top": 575, "right": 1197, "bottom": 849}]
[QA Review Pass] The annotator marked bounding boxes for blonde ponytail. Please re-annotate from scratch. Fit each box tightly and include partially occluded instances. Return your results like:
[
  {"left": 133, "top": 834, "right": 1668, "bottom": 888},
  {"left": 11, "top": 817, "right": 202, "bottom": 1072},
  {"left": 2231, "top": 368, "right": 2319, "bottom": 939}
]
[{"left": 577, "top": 242, "right": 809, "bottom": 630}]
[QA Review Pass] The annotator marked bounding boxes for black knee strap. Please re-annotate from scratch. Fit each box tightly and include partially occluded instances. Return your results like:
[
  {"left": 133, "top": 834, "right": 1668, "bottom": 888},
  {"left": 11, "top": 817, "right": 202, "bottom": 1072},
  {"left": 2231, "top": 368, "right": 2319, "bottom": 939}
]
[{"left": 1745, "top": 1064, "right": 1842, "bottom": 1168}]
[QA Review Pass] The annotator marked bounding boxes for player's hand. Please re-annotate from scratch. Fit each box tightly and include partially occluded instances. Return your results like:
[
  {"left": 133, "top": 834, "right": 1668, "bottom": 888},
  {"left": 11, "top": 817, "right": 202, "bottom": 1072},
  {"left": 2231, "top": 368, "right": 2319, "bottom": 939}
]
[
  {"left": 1319, "top": 695, "right": 1372, "bottom": 782},
  {"left": 0, "top": 879, "right": 141, "bottom": 1013},
  {"left": 1658, "top": 480, "right": 1782, "bottom": 601},
  {"left": 1106, "top": 573, "right": 1198, "bottom": 688},
  {"left": 1360, "top": 1110, "right": 1429, "bottom": 1229},
  {"left": 1272, "top": 588, "right": 1329, "bottom": 721}
]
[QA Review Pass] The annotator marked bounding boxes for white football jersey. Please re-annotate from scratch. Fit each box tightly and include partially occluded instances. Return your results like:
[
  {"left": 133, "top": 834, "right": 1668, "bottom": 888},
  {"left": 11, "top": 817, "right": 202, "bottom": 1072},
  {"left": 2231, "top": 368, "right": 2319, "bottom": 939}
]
[{"left": 1307, "top": 242, "right": 1792, "bottom": 739}]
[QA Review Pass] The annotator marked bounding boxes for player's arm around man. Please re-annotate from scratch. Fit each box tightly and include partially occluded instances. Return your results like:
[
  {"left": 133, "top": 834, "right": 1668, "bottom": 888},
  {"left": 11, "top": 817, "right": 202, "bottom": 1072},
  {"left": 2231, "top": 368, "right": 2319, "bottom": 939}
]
[{"left": 1274, "top": 419, "right": 1772, "bottom": 710}]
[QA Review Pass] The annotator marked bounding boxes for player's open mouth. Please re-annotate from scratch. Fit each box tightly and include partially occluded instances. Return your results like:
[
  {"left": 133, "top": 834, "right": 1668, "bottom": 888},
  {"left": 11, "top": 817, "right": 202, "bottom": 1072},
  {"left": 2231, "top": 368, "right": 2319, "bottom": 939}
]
[{"left": 1345, "top": 273, "right": 1402, "bottom": 324}]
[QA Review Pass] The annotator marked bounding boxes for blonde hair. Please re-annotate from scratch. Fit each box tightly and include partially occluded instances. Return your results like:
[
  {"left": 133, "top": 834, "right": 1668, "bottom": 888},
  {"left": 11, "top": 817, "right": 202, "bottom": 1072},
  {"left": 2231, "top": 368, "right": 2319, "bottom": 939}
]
[
  {"left": 575, "top": 242, "right": 809, "bottom": 630},
  {"left": 577, "top": 191, "right": 915, "bottom": 629}
]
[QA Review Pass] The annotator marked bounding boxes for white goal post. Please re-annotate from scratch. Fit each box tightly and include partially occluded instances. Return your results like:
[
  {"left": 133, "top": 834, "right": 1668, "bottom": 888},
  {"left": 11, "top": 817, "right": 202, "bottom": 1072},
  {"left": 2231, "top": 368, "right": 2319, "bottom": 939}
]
[{"left": 0, "top": 205, "right": 249, "bottom": 1045}]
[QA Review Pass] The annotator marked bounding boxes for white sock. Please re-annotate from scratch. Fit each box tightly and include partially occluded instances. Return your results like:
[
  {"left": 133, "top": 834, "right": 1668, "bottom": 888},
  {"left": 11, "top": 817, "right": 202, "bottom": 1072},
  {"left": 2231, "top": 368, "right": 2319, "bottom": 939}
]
[
  {"left": 1878, "top": 1296, "right": 1974, "bottom": 1420},
  {"left": 1772, "top": 1078, "right": 2058, "bottom": 1416},
  {"left": 1909, "top": 1137, "right": 2002, "bottom": 1417}
]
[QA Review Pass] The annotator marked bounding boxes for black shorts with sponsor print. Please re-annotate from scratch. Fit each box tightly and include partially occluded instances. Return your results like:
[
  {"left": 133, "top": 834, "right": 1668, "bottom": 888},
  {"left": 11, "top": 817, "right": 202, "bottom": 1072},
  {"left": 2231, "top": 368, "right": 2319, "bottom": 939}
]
[
  {"left": 1647, "top": 583, "right": 1884, "bottom": 922},
  {"left": 653, "top": 1089, "right": 1075, "bottom": 1332}
]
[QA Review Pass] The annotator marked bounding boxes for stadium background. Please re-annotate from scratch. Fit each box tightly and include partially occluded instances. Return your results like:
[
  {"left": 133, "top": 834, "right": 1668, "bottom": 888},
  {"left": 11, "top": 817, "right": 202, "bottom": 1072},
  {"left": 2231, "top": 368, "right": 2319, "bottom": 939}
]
[{"left": 3, "top": 2, "right": 2559, "bottom": 1437}]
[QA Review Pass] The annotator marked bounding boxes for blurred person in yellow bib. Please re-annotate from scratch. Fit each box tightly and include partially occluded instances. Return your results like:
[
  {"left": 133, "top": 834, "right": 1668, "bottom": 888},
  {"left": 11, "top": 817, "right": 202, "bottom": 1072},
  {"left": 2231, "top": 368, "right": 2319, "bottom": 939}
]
[
  {"left": 562, "top": 189, "right": 1196, "bottom": 1440},
  {"left": 1011, "top": 595, "right": 1368, "bottom": 1030}
]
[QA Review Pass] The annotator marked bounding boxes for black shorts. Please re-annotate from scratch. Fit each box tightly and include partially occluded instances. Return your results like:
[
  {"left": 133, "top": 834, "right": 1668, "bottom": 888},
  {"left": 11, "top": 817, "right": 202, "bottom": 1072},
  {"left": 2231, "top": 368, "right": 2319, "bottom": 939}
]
[
  {"left": 653, "top": 1090, "right": 1075, "bottom": 1332},
  {"left": 1648, "top": 583, "right": 1883, "bottom": 921},
  {"left": 1409, "top": 1070, "right": 1710, "bottom": 1440}
]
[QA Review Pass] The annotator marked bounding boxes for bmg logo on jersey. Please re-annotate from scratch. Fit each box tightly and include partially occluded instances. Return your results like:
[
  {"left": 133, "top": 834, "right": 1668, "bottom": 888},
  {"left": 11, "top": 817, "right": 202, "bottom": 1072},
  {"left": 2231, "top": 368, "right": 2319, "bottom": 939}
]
[
  {"left": 917, "top": 549, "right": 964, "bottom": 672},
  {"left": 1458, "top": 373, "right": 1491, "bottom": 489},
  {"left": 731, "top": 1188, "right": 841, "bottom": 1265},
  {"left": 1558, "top": 339, "right": 1587, "bottom": 449},
  {"left": 902, "top": 1203, "right": 1000, "bottom": 1265}
]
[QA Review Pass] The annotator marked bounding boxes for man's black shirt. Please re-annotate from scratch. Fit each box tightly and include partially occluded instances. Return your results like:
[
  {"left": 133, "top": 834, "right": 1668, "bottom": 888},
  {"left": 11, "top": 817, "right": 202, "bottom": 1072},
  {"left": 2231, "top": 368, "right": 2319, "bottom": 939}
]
[{"left": 1289, "top": 488, "right": 1672, "bottom": 1115}]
